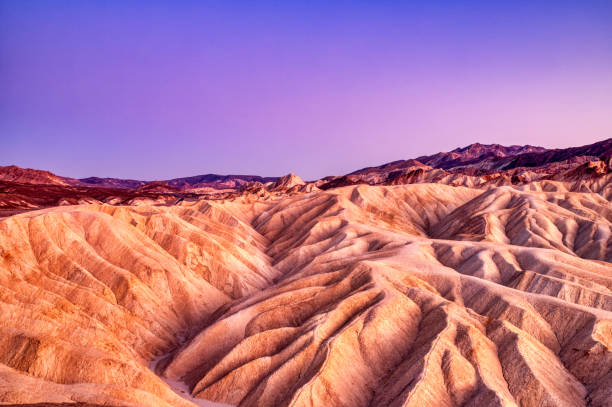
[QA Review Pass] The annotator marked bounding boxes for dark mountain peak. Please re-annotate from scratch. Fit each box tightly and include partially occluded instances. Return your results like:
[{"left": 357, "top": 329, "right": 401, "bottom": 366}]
[
  {"left": 451, "top": 142, "right": 487, "bottom": 153},
  {"left": 416, "top": 142, "right": 548, "bottom": 170},
  {"left": 79, "top": 177, "right": 147, "bottom": 189},
  {"left": 165, "top": 173, "right": 278, "bottom": 190},
  {"left": 449, "top": 142, "right": 546, "bottom": 158},
  {"left": 324, "top": 137, "right": 612, "bottom": 191},
  {"left": 498, "top": 137, "right": 612, "bottom": 170}
]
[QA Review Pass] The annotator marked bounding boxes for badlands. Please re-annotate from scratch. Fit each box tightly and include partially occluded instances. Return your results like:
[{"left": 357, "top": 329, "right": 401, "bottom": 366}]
[{"left": 1, "top": 139, "right": 612, "bottom": 407}]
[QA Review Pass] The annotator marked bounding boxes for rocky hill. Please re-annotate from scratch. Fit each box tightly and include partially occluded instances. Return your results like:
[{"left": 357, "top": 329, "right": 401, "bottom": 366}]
[{"left": 0, "top": 139, "right": 611, "bottom": 407}]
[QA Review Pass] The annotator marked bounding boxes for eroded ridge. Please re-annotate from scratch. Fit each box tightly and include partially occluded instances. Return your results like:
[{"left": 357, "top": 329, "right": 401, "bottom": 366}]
[{"left": 0, "top": 183, "right": 610, "bottom": 406}]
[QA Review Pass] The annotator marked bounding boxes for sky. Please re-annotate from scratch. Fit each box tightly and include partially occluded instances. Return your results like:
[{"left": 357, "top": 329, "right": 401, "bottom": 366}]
[{"left": 1, "top": 0, "right": 612, "bottom": 180}]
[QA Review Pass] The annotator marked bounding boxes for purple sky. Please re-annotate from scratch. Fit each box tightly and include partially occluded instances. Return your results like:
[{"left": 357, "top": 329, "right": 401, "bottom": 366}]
[{"left": 2, "top": 1, "right": 612, "bottom": 180}]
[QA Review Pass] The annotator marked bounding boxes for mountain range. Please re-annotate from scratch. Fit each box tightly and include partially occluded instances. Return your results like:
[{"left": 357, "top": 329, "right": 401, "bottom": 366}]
[{"left": 3, "top": 138, "right": 612, "bottom": 200}]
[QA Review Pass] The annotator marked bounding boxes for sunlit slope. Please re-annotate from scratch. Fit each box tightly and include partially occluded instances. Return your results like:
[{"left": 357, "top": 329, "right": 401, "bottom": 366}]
[
  {"left": 0, "top": 183, "right": 610, "bottom": 407},
  {"left": 0, "top": 201, "right": 277, "bottom": 406},
  {"left": 163, "top": 185, "right": 611, "bottom": 407}
]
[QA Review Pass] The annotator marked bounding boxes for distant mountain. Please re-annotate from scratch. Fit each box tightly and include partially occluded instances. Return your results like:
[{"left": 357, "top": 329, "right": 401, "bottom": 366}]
[
  {"left": 413, "top": 139, "right": 612, "bottom": 171},
  {"left": 349, "top": 159, "right": 428, "bottom": 176},
  {"left": 495, "top": 137, "right": 612, "bottom": 170},
  {"left": 77, "top": 174, "right": 279, "bottom": 190},
  {"left": 346, "top": 139, "right": 612, "bottom": 178},
  {"left": 0, "top": 165, "right": 77, "bottom": 186},
  {"left": 416, "top": 143, "right": 548, "bottom": 170},
  {"left": 4, "top": 138, "right": 612, "bottom": 208},
  {"left": 317, "top": 138, "right": 611, "bottom": 190},
  {"left": 344, "top": 144, "right": 552, "bottom": 179},
  {"left": 0, "top": 167, "right": 280, "bottom": 192},
  {"left": 78, "top": 176, "right": 147, "bottom": 189},
  {"left": 164, "top": 174, "right": 278, "bottom": 190},
  {"left": 347, "top": 138, "right": 611, "bottom": 176}
]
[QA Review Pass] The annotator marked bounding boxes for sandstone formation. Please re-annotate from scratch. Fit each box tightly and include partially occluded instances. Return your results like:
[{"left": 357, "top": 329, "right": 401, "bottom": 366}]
[
  {"left": 0, "top": 139, "right": 611, "bottom": 407},
  {"left": 159, "top": 183, "right": 611, "bottom": 407}
]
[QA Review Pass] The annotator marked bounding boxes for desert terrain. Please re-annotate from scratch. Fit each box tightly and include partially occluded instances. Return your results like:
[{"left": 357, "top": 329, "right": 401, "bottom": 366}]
[{"left": 1, "top": 139, "right": 611, "bottom": 406}]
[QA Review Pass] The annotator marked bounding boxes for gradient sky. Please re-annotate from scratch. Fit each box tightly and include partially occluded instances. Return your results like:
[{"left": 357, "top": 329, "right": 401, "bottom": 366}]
[{"left": 2, "top": 1, "right": 612, "bottom": 180}]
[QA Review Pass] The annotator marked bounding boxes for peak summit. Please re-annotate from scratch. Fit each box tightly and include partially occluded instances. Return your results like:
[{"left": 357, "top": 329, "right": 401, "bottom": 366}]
[{"left": 271, "top": 173, "right": 305, "bottom": 190}]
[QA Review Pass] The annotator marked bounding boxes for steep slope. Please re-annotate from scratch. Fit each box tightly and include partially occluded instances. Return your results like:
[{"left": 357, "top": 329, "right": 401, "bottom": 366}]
[
  {"left": 158, "top": 184, "right": 612, "bottom": 407},
  {"left": 0, "top": 201, "right": 279, "bottom": 406}
]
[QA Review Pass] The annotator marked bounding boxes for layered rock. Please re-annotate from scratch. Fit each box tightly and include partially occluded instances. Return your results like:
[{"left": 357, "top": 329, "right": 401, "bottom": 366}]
[
  {"left": 0, "top": 200, "right": 278, "bottom": 406},
  {"left": 156, "top": 184, "right": 611, "bottom": 407},
  {"left": 1, "top": 140, "right": 612, "bottom": 407}
]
